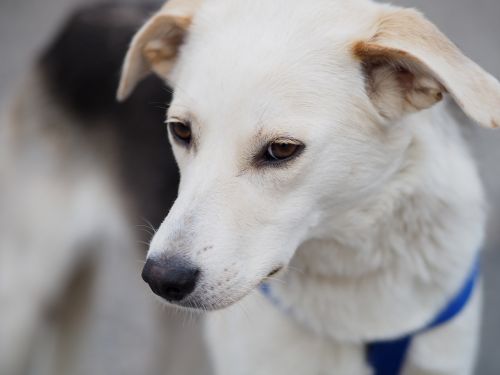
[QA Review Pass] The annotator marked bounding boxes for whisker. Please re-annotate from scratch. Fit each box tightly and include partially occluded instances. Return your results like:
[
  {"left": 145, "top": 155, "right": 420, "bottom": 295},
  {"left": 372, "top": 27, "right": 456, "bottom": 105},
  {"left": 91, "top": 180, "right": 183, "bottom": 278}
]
[
  {"left": 263, "top": 276, "right": 286, "bottom": 284},
  {"left": 140, "top": 217, "right": 158, "bottom": 234},
  {"left": 135, "top": 224, "right": 155, "bottom": 234},
  {"left": 286, "top": 265, "right": 305, "bottom": 275}
]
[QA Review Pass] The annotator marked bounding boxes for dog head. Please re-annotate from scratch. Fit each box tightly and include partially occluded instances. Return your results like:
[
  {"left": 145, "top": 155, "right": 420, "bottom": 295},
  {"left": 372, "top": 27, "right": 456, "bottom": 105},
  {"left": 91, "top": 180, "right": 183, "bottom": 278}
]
[{"left": 118, "top": 0, "right": 500, "bottom": 310}]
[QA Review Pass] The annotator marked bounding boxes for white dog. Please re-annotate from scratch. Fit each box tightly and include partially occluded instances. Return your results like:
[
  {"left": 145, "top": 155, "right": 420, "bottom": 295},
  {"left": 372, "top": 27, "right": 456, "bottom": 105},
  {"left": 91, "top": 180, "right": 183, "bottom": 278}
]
[{"left": 118, "top": 0, "right": 500, "bottom": 373}]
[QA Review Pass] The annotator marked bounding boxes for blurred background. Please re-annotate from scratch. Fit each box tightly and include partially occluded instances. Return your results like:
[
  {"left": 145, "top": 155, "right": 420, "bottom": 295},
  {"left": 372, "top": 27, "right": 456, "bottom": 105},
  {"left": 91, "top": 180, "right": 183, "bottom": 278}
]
[{"left": 0, "top": 0, "right": 498, "bottom": 374}]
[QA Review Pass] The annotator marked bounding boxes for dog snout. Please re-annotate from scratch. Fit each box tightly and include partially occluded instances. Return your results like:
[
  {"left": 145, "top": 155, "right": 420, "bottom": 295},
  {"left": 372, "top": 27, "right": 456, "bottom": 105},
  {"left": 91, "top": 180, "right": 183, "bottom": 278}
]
[{"left": 142, "top": 257, "right": 200, "bottom": 302}]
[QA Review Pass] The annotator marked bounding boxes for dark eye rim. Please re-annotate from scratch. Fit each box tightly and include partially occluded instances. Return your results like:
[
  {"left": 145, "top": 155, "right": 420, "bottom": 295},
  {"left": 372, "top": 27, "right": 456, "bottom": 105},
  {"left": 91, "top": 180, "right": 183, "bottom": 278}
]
[
  {"left": 254, "top": 138, "right": 305, "bottom": 167},
  {"left": 168, "top": 121, "right": 192, "bottom": 145}
]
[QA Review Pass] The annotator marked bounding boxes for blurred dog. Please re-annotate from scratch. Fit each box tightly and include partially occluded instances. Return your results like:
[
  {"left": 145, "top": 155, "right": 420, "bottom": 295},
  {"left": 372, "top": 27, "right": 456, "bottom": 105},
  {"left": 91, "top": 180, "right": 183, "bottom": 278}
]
[
  {"left": 0, "top": 3, "right": 207, "bottom": 375},
  {"left": 119, "top": 0, "right": 500, "bottom": 374}
]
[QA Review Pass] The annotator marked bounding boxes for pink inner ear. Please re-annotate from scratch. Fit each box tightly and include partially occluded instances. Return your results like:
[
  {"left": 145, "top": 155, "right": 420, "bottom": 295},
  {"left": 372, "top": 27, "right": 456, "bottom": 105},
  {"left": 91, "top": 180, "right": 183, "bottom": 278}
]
[
  {"left": 353, "top": 7, "right": 500, "bottom": 129},
  {"left": 355, "top": 52, "right": 446, "bottom": 121},
  {"left": 395, "top": 70, "right": 415, "bottom": 92}
]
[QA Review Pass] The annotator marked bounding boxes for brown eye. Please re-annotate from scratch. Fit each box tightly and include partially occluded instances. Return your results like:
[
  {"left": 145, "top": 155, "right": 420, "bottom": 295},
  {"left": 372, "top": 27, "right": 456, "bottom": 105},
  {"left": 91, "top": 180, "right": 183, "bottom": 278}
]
[
  {"left": 169, "top": 121, "right": 192, "bottom": 144},
  {"left": 266, "top": 140, "right": 304, "bottom": 162}
]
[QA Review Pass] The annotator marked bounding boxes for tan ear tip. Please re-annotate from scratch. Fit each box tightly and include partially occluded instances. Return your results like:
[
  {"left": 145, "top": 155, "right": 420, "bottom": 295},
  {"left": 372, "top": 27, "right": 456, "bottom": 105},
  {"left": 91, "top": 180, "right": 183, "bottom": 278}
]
[
  {"left": 492, "top": 120, "right": 499, "bottom": 129},
  {"left": 116, "top": 82, "right": 131, "bottom": 102},
  {"left": 116, "top": 91, "right": 127, "bottom": 102}
]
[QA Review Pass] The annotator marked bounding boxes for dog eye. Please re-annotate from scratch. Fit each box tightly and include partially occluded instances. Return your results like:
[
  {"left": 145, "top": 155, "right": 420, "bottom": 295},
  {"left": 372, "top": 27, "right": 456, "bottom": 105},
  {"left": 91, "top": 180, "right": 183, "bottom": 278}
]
[
  {"left": 168, "top": 121, "right": 192, "bottom": 145},
  {"left": 265, "top": 139, "right": 304, "bottom": 163}
]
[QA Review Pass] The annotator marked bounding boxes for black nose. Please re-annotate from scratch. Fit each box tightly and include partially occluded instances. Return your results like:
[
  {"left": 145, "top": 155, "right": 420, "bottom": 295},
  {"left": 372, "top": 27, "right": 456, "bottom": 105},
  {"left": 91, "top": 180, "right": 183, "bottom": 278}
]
[{"left": 142, "top": 257, "right": 200, "bottom": 301}]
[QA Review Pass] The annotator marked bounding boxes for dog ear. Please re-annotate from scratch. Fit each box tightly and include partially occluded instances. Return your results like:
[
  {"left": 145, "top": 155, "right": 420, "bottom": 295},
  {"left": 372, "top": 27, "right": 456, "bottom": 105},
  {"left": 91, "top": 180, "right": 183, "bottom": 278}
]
[
  {"left": 353, "top": 8, "right": 500, "bottom": 128},
  {"left": 117, "top": 0, "right": 202, "bottom": 101}
]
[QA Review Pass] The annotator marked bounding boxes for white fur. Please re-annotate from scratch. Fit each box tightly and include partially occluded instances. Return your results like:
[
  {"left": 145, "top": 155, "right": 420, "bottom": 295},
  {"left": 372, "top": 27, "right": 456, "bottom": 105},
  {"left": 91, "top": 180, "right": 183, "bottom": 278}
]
[
  {"left": 0, "top": 75, "right": 132, "bottom": 374},
  {"left": 119, "top": 0, "right": 500, "bottom": 373},
  {"left": 0, "top": 75, "right": 174, "bottom": 375}
]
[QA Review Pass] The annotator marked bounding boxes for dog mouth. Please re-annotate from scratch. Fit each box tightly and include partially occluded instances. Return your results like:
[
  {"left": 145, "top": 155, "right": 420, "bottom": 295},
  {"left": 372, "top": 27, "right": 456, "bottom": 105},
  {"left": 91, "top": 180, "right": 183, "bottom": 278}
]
[
  {"left": 153, "top": 266, "right": 286, "bottom": 312},
  {"left": 266, "top": 266, "right": 284, "bottom": 278}
]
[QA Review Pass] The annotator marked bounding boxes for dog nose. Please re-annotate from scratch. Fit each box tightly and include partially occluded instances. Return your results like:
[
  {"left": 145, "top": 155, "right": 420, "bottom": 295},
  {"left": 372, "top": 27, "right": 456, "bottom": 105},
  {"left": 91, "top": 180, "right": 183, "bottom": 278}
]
[{"left": 142, "top": 257, "right": 200, "bottom": 301}]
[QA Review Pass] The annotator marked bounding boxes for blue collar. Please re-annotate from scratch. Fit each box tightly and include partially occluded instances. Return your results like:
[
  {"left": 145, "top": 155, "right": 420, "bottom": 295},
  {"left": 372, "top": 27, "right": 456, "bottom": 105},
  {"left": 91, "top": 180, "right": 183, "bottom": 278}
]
[{"left": 260, "top": 256, "right": 480, "bottom": 375}]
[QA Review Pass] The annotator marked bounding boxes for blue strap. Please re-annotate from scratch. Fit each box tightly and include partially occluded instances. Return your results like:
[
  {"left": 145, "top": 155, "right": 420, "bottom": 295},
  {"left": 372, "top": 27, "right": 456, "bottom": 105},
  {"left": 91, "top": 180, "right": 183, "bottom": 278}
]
[
  {"left": 259, "top": 283, "right": 294, "bottom": 315},
  {"left": 367, "top": 256, "right": 480, "bottom": 375},
  {"left": 426, "top": 257, "right": 480, "bottom": 330},
  {"left": 259, "top": 256, "right": 480, "bottom": 375},
  {"left": 366, "top": 337, "right": 411, "bottom": 375}
]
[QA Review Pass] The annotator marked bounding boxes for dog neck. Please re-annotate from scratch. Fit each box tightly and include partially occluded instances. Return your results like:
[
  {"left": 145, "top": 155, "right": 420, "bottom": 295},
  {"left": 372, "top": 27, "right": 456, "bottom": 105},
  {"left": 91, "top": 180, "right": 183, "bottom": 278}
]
[{"left": 268, "top": 104, "right": 485, "bottom": 342}]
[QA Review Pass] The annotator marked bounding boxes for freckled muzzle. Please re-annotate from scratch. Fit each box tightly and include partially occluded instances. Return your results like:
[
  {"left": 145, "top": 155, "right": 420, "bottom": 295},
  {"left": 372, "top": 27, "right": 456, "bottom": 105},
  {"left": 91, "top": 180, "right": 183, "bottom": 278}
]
[{"left": 141, "top": 257, "right": 200, "bottom": 302}]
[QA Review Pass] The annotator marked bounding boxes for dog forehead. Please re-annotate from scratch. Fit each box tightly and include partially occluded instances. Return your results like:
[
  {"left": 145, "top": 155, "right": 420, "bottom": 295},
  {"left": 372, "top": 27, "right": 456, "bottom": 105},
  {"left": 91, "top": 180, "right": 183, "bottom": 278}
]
[
  {"left": 170, "top": 0, "right": 376, "bottom": 132},
  {"left": 193, "top": 0, "right": 377, "bottom": 32},
  {"left": 181, "top": 0, "right": 375, "bottom": 77}
]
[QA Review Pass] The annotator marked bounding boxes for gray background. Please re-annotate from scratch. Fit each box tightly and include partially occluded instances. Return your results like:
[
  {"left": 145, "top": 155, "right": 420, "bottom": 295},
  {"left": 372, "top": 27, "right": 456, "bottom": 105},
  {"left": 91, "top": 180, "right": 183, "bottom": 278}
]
[{"left": 1, "top": 0, "right": 499, "bottom": 373}]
